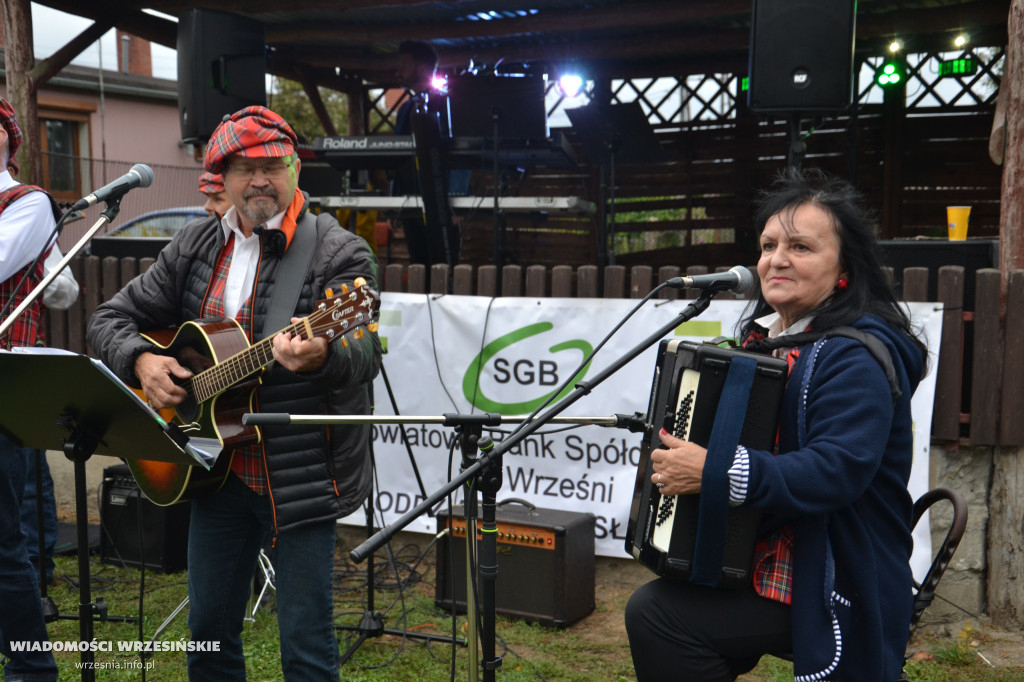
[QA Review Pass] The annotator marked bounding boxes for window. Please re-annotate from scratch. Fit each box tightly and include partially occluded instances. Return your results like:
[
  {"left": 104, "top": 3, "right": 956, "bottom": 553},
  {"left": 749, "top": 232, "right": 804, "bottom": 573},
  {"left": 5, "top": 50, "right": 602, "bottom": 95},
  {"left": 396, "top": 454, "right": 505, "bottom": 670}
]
[{"left": 38, "top": 96, "right": 95, "bottom": 204}]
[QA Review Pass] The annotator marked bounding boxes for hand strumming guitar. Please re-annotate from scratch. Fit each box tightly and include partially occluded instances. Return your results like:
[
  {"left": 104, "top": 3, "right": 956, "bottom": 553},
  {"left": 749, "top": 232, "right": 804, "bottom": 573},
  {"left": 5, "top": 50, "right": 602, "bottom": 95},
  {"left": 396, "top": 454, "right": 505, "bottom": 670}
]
[
  {"left": 271, "top": 316, "right": 329, "bottom": 372},
  {"left": 135, "top": 351, "right": 192, "bottom": 409}
]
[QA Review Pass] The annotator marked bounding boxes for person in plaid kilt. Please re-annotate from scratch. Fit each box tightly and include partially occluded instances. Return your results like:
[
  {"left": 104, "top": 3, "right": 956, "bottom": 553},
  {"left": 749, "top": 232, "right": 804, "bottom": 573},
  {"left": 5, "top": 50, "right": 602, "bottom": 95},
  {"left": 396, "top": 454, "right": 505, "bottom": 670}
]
[
  {"left": 626, "top": 168, "right": 928, "bottom": 681},
  {"left": 88, "top": 106, "right": 382, "bottom": 681},
  {"left": 0, "top": 96, "right": 60, "bottom": 682}
]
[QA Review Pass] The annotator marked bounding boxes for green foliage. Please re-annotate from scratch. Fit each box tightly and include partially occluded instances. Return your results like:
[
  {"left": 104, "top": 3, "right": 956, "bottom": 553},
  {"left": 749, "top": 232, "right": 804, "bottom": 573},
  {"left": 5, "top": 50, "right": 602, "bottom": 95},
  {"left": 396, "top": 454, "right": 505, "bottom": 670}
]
[{"left": 267, "top": 77, "right": 349, "bottom": 142}]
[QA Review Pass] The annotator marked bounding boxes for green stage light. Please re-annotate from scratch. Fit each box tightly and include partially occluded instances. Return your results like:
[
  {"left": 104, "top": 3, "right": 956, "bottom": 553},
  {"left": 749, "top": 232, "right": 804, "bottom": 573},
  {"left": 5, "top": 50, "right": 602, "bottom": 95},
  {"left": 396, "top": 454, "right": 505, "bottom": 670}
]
[{"left": 876, "top": 59, "right": 905, "bottom": 88}]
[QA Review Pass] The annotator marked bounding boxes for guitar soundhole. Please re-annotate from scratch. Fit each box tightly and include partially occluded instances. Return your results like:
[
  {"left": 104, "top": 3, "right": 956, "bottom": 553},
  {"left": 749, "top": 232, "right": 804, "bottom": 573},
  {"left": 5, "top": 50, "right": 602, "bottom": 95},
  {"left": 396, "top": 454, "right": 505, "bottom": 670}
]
[{"left": 177, "top": 395, "right": 199, "bottom": 423}]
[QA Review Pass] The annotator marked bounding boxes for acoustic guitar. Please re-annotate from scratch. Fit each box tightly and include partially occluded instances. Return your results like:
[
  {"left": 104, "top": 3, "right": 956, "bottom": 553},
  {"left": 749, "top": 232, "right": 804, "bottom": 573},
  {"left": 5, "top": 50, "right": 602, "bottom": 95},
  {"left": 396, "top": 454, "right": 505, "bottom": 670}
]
[{"left": 128, "top": 279, "right": 379, "bottom": 506}]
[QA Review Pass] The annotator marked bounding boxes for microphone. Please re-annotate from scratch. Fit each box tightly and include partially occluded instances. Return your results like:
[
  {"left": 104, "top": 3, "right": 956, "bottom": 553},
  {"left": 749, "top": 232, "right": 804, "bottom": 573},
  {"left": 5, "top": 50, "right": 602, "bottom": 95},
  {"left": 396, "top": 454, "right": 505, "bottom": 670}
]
[
  {"left": 666, "top": 265, "right": 754, "bottom": 295},
  {"left": 71, "top": 164, "right": 154, "bottom": 210}
]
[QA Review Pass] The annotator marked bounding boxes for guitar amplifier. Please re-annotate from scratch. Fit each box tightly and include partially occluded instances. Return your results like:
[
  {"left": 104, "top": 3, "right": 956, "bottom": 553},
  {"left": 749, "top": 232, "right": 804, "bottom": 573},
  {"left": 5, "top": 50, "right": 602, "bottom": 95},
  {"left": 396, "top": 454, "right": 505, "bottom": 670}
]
[
  {"left": 434, "top": 503, "right": 595, "bottom": 628},
  {"left": 100, "top": 464, "right": 190, "bottom": 573}
]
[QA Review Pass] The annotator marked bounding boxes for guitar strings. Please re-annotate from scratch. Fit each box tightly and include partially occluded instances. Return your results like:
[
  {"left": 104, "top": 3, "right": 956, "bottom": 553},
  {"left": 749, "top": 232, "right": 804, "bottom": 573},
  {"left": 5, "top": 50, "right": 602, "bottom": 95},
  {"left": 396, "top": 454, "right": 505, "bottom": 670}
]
[{"left": 185, "top": 289, "right": 372, "bottom": 403}]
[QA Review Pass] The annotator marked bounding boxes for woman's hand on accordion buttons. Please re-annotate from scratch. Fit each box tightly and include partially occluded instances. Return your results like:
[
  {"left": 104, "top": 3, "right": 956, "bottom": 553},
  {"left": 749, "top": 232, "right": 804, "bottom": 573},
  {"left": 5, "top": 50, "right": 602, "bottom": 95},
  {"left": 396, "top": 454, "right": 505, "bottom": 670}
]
[{"left": 650, "top": 428, "right": 707, "bottom": 496}]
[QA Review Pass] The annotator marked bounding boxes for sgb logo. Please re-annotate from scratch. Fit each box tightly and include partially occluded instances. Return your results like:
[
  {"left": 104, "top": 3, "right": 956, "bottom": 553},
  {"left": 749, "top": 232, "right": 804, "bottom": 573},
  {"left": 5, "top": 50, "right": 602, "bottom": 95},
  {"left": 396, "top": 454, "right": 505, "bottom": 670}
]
[{"left": 462, "top": 322, "right": 593, "bottom": 414}]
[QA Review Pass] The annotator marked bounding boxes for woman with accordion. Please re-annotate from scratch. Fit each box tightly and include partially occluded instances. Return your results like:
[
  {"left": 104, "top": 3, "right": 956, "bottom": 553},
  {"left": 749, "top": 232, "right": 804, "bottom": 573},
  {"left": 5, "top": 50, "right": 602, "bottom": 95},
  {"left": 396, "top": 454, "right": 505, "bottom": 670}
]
[{"left": 625, "top": 168, "right": 928, "bottom": 681}]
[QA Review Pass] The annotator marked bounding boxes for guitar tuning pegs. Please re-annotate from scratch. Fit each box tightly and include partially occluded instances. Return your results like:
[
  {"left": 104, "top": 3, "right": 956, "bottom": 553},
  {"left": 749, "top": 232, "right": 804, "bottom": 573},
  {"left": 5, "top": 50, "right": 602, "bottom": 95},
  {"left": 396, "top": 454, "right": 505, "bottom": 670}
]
[
  {"left": 340, "top": 338, "right": 349, "bottom": 348},
  {"left": 353, "top": 328, "right": 364, "bottom": 340},
  {"left": 355, "top": 277, "right": 366, "bottom": 287},
  {"left": 340, "top": 283, "right": 349, "bottom": 293},
  {"left": 367, "top": 322, "right": 379, "bottom": 333},
  {"left": 325, "top": 288, "right": 334, "bottom": 298}
]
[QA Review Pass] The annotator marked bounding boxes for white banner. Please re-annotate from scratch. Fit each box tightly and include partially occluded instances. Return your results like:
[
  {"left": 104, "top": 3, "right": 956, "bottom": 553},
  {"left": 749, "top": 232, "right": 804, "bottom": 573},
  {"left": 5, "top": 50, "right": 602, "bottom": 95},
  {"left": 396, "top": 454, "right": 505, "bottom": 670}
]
[{"left": 344, "top": 294, "right": 942, "bottom": 576}]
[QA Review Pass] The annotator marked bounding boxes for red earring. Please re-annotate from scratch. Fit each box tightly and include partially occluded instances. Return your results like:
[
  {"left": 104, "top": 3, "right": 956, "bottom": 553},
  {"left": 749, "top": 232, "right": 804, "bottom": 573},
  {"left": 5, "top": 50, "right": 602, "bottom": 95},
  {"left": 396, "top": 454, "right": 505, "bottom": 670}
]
[{"left": 837, "top": 278, "right": 849, "bottom": 290}]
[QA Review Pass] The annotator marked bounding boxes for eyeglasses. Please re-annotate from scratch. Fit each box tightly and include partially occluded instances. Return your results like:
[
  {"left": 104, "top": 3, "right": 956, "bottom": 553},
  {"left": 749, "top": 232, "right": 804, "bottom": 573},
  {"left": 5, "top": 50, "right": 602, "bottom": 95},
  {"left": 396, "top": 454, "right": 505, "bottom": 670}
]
[{"left": 225, "top": 160, "right": 294, "bottom": 180}]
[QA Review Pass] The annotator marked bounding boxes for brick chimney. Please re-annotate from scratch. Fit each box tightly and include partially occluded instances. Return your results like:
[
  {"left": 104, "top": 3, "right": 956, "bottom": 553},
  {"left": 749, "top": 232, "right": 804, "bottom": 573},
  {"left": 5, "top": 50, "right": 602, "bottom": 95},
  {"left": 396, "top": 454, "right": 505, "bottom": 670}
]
[{"left": 116, "top": 30, "right": 152, "bottom": 77}]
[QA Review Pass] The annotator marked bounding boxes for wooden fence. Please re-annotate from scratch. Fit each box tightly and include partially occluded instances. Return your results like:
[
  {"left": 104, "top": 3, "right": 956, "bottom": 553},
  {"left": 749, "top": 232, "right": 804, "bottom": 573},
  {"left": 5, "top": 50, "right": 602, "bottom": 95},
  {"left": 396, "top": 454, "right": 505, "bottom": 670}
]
[{"left": 44, "top": 257, "right": 1024, "bottom": 448}]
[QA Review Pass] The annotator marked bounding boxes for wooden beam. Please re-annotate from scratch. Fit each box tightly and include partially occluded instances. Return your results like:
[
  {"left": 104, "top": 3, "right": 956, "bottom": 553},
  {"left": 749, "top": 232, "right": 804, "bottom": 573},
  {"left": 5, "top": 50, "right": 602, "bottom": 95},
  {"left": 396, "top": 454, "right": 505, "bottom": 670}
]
[
  {"left": 30, "top": 18, "right": 115, "bottom": 87},
  {"left": 295, "top": 69, "right": 339, "bottom": 136},
  {"left": 286, "top": 27, "right": 750, "bottom": 73},
  {"left": 267, "top": 0, "right": 750, "bottom": 44}
]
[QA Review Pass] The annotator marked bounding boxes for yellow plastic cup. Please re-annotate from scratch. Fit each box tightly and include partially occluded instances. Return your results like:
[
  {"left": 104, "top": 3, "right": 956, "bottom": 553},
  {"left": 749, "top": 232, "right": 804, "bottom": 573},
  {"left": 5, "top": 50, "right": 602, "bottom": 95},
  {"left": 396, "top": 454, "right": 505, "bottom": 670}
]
[{"left": 947, "top": 206, "right": 971, "bottom": 240}]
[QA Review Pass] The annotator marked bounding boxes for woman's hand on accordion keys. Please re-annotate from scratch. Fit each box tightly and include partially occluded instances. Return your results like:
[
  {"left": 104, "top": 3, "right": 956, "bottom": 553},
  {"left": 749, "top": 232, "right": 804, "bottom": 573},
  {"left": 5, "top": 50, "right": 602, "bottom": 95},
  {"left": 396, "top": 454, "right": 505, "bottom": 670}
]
[{"left": 650, "top": 428, "right": 707, "bottom": 496}]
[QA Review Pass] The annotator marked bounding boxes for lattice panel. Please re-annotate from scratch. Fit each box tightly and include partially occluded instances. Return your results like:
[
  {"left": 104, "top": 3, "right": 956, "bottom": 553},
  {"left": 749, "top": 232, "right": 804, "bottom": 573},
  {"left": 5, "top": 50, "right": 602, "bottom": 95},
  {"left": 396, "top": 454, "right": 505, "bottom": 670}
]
[{"left": 858, "top": 47, "right": 1003, "bottom": 108}]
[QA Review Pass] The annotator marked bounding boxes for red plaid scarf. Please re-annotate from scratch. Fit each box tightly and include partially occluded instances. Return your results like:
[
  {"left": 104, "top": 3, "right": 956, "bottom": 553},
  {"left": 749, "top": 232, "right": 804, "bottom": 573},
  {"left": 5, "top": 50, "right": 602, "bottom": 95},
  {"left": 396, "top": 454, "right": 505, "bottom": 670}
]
[
  {"left": 0, "top": 186, "right": 52, "bottom": 349},
  {"left": 200, "top": 234, "right": 267, "bottom": 493},
  {"left": 743, "top": 329, "right": 802, "bottom": 605}
]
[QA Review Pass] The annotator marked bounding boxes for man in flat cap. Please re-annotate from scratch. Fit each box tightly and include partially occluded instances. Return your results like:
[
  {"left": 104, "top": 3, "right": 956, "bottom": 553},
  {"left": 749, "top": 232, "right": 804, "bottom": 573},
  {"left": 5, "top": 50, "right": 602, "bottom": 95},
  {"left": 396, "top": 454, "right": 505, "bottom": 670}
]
[
  {"left": 197, "top": 170, "right": 232, "bottom": 217},
  {"left": 88, "top": 106, "right": 382, "bottom": 680},
  {"left": 0, "top": 96, "right": 60, "bottom": 682}
]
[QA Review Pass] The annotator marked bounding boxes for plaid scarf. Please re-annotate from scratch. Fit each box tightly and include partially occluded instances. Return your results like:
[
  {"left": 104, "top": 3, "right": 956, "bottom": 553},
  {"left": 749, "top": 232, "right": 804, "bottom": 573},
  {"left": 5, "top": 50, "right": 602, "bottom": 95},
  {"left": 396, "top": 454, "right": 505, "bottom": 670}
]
[
  {"left": 742, "top": 328, "right": 803, "bottom": 605},
  {"left": 200, "top": 233, "right": 267, "bottom": 494}
]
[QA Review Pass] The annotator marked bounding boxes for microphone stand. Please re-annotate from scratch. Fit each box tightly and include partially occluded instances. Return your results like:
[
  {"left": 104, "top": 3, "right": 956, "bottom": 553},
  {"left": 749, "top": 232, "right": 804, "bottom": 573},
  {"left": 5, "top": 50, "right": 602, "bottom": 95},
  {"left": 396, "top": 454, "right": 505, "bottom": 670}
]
[{"left": 244, "top": 287, "right": 724, "bottom": 682}]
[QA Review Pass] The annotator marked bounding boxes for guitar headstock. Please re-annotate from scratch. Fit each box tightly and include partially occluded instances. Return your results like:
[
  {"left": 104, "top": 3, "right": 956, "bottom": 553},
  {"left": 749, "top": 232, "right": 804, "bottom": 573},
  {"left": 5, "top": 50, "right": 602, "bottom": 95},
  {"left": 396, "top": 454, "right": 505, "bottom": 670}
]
[{"left": 309, "top": 277, "right": 380, "bottom": 344}]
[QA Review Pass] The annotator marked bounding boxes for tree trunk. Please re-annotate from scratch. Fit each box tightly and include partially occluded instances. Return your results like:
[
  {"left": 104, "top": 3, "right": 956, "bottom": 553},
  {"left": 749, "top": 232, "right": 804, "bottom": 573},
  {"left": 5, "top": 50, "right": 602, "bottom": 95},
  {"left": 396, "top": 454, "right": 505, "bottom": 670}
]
[
  {"left": 0, "top": 0, "right": 40, "bottom": 185},
  {"left": 988, "top": 447, "right": 1024, "bottom": 628},
  {"left": 1001, "top": 0, "right": 1024, "bottom": 276}
]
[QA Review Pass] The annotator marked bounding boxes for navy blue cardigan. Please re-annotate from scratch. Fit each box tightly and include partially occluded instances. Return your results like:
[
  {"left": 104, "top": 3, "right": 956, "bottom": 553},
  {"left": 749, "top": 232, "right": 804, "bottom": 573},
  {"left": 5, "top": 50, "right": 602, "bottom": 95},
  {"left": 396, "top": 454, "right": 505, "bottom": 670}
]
[{"left": 742, "top": 315, "right": 925, "bottom": 681}]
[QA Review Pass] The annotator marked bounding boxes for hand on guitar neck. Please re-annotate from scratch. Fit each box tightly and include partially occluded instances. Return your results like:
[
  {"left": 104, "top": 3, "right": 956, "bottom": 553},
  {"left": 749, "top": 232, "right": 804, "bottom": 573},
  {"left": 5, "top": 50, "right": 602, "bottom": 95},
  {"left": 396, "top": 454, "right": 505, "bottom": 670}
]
[{"left": 270, "top": 318, "right": 328, "bottom": 372}]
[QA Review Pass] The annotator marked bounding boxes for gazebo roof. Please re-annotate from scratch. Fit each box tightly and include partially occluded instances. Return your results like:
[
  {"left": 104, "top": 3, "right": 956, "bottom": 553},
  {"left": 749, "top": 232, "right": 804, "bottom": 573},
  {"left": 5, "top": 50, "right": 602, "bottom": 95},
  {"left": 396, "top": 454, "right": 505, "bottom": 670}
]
[{"left": 34, "top": 0, "right": 1010, "bottom": 88}]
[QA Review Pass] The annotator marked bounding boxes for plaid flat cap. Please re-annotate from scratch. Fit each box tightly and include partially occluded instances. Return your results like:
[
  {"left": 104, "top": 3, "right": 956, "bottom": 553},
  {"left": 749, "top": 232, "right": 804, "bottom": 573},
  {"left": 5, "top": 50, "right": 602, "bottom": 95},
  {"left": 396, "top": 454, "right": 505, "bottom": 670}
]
[
  {"left": 203, "top": 106, "right": 297, "bottom": 174},
  {"left": 198, "top": 171, "right": 225, "bottom": 195},
  {"left": 0, "top": 97, "right": 23, "bottom": 161}
]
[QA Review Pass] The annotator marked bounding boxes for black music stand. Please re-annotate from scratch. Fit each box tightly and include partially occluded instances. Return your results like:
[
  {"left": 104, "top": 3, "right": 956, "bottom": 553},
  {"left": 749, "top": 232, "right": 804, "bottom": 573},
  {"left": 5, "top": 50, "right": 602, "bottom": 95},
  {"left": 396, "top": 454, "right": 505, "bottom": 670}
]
[
  {"left": 567, "top": 101, "right": 670, "bottom": 267},
  {"left": 0, "top": 349, "right": 211, "bottom": 682}
]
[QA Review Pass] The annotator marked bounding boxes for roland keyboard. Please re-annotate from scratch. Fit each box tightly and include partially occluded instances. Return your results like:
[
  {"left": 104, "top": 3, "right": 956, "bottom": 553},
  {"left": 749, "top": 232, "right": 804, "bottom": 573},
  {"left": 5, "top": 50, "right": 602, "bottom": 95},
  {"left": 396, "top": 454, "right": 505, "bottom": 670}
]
[
  {"left": 311, "top": 195, "right": 596, "bottom": 216},
  {"left": 311, "top": 133, "right": 578, "bottom": 170}
]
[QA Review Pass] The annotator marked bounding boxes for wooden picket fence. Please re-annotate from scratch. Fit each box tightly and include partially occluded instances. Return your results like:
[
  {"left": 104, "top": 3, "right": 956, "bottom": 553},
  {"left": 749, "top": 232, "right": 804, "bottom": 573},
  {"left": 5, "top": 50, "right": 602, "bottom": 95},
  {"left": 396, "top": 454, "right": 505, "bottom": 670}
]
[{"left": 44, "top": 256, "right": 1024, "bottom": 448}]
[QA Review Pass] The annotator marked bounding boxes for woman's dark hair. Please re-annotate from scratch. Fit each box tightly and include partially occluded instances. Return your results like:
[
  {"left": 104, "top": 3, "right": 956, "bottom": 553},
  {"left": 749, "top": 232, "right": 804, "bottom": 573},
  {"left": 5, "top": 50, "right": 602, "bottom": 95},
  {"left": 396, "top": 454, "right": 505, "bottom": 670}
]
[{"left": 739, "top": 167, "right": 926, "bottom": 358}]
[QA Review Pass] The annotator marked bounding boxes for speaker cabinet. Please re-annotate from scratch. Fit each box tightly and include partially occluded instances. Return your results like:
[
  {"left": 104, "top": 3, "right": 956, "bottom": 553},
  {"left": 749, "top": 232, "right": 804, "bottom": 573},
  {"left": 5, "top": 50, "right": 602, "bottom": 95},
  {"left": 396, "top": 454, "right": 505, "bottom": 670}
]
[
  {"left": 748, "top": 0, "right": 856, "bottom": 113},
  {"left": 100, "top": 464, "right": 190, "bottom": 573},
  {"left": 177, "top": 9, "right": 267, "bottom": 143},
  {"left": 434, "top": 504, "right": 595, "bottom": 628}
]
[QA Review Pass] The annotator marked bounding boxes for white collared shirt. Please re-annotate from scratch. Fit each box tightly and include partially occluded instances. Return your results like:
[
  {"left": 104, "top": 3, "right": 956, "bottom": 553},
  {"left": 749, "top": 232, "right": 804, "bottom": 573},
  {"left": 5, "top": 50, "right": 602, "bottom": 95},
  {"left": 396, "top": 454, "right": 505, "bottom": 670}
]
[
  {"left": 0, "top": 170, "right": 57, "bottom": 283},
  {"left": 754, "top": 312, "right": 814, "bottom": 356},
  {"left": 217, "top": 205, "right": 286, "bottom": 319}
]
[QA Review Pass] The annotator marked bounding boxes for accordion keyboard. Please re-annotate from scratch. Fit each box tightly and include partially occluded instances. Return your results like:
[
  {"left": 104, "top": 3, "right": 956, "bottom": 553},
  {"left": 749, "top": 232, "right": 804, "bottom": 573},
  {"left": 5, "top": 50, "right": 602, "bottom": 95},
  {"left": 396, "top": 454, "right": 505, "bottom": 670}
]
[{"left": 651, "top": 367, "right": 700, "bottom": 552}]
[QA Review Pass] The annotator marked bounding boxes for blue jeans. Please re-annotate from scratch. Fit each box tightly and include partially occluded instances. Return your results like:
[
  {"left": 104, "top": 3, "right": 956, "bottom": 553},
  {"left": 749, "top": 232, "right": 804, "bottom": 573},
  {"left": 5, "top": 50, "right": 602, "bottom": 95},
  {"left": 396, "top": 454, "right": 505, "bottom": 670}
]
[
  {"left": 20, "top": 451, "right": 57, "bottom": 584},
  {"left": 186, "top": 475, "right": 339, "bottom": 681},
  {"left": 0, "top": 433, "right": 58, "bottom": 682}
]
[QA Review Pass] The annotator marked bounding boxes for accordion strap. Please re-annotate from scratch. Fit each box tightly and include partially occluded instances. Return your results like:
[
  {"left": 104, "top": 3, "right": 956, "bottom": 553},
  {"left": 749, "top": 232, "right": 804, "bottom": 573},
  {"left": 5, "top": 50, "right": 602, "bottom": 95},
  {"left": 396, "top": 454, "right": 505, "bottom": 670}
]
[{"left": 690, "top": 355, "right": 757, "bottom": 587}]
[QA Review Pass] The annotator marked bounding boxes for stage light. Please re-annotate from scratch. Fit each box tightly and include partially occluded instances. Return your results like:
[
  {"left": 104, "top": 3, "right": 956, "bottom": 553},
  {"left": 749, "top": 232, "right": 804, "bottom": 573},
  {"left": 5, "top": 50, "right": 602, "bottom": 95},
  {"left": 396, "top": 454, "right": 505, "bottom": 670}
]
[
  {"left": 875, "top": 58, "right": 905, "bottom": 89},
  {"left": 431, "top": 74, "right": 448, "bottom": 93},
  {"left": 889, "top": 39, "right": 903, "bottom": 53},
  {"left": 954, "top": 33, "right": 969, "bottom": 48},
  {"left": 557, "top": 73, "right": 584, "bottom": 98}
]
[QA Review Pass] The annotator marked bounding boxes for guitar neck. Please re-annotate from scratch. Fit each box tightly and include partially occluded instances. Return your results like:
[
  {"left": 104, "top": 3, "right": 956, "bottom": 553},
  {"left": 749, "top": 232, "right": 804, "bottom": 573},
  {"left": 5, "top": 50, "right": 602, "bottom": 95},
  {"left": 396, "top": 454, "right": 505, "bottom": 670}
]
[{"left": 190, "top": 320, "right": 307, "bottom": 404}]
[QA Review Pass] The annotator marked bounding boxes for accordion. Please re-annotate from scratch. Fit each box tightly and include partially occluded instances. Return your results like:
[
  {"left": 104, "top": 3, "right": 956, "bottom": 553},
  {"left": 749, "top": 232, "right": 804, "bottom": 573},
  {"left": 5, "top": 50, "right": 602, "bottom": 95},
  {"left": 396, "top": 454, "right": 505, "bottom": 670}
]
[{"left": 625, "top": 340, "right": 787, "bottom": 588}]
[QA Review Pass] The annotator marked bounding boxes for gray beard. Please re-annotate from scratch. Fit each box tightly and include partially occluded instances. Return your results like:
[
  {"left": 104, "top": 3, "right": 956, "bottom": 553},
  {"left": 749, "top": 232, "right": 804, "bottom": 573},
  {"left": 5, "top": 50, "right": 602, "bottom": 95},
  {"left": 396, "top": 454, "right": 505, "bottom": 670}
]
[{"left": 240, "top": 188, "right": 281, "bottom": 225}]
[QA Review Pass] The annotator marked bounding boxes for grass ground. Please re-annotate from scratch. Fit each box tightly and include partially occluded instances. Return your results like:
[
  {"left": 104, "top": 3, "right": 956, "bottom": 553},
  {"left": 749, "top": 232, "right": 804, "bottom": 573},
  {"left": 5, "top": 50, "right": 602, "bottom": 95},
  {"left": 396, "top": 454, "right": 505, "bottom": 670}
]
[{"left": 36, "top": 527, "right": 1024, "bottom": 681}]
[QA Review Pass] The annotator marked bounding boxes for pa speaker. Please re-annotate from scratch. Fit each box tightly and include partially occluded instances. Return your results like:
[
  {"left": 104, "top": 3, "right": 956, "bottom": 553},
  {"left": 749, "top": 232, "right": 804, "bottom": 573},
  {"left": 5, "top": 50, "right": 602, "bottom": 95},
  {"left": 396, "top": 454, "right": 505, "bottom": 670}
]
[
  {"left": 100, "top": 464, "right": 190, "bottom": 573},
  {"left": 177, "top": 9, "right": 267, "bottom": 143},
  {"left": 748, "top": 0, "right": 856, "bottom": 113}
]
